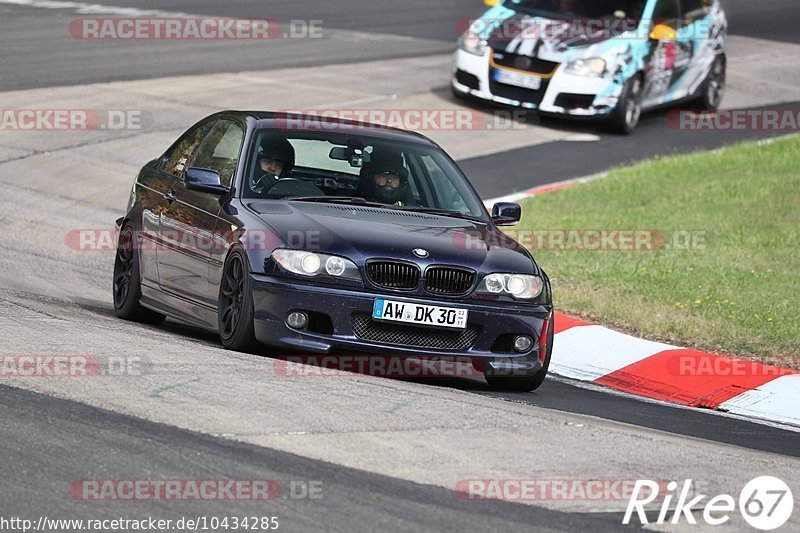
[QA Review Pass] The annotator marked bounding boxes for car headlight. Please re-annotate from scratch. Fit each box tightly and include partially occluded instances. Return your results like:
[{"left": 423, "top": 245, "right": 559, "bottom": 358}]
[
  {"left": 272, "top": 249, "right": 361, "bottom": 282},
  {"left": 477, "top": 273, "right": 544, "bottom": 300},
  {"left": 564, "top": 57, "right": 607, "bottom": 77},
  {"left": 461, "top": 32, "right": 487, "bottom": 56}
]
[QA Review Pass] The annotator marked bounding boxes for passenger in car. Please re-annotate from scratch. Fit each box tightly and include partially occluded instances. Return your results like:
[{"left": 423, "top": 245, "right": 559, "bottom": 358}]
[
  {"left": 251, "top": 137, "right": 295, "bottom": 194},
  {"left": 358, "top": 151, "right": 411, "bottom": 206}
]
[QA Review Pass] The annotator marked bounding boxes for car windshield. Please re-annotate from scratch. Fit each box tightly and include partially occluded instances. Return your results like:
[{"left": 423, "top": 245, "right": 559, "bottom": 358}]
[
  {"left": 504, "top": 0, "right": 647, "bottom": 21},
  {"left": 244, "top": 129, "right": 488, "bottom": 221}
]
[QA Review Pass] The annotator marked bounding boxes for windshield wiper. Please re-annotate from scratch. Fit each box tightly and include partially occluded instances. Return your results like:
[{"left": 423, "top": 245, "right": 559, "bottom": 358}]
[
  {"left": 288, "top": 196, "right": 388, "bottom": 208},
  {"left": 399, "top": 206, "right": 488, "bottom": 224}
]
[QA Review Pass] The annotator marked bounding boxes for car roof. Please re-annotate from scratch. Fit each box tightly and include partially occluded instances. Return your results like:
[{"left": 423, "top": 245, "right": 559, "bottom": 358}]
[{"left": 216, "top": 110, "right": 441, "bottom": 147}]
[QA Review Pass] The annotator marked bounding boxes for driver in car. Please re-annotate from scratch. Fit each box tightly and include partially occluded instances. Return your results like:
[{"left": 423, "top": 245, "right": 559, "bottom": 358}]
[
  {"left": 251, "top": 137, "right": 295, "bottom": 195},
  {"left": 358, "top": 151, "right": 409, "bottom": 207}
]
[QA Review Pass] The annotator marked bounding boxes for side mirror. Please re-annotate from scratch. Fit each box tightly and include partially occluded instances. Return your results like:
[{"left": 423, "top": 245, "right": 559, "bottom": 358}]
[
  {"left": 184, "top": 167, "right": 228, "bottom": 195},
  {"left": 650, "top": 23, "right": 677, "bottom": 41},
  {"left": 491, "top": 202, "right": 521, "bottom": 226}
]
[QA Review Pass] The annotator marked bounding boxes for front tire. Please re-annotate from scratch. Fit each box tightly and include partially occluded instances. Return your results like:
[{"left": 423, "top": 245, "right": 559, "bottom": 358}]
[
  {"left": 112, "top": 224, "right": 166, "bottom": 325},
  {"left": 218, "top": 249, "right": 259, "bottom": 352},
  {"left": 608, "top": 74, "right": 644, "bottom": 135},
  {"left": 484, "top": 316, "right": 554, "bottom": 392}
]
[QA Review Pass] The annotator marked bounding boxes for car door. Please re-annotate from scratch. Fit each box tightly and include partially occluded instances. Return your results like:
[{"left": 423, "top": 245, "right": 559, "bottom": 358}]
[
  {"left": 158, "top": 118, "right": 245, "bottom": 307},
  {"left": 140, "top": 119, "right": 214, "bottom": 287},
  {"left": 642, "top": 0, "right": 684, "bottom": 106},
  {"left": 134, "top": 163, "right": 174, "bottom": 288},
  {"left": 675, "top": 0, "right": 714, "bottom": 95}
]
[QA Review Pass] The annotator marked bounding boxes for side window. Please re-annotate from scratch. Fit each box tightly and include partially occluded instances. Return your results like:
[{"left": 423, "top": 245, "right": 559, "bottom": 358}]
[
  {"left": 652, "top": 0, "right": 680, "bottom": 27},
  {"left": 682, "top": 0, "right": 709, "bottom": 21},
  {"left": 190, "top": 120, "right": 245, "bottom": 187},
  {"left": 163, "top": 121, "right": 214, "bottom": 177}
]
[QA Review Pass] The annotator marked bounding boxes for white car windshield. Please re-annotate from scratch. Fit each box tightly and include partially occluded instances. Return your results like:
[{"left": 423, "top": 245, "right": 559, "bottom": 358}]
[{"left": 505, "top": 0, "right": 648, "bottom": 21}]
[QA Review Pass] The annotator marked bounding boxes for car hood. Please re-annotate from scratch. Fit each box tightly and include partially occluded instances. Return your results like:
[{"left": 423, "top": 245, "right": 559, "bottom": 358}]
[
  {"left": 248, "top": 201, "right": 538, "bottom": 275},
  {"left": 478, "top": 11, "right": 634, "bottom": 64}
]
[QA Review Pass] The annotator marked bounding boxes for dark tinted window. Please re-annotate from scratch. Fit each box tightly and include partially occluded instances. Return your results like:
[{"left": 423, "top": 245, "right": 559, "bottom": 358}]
[
  {"left": 682, "top": 0, "right": 709, "bottom": 20},
  {"left": 652, "top": 0, "right": 680, "bottom": 25}
]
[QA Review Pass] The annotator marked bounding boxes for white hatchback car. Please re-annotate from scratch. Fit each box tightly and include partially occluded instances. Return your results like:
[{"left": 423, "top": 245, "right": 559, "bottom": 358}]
[{"left": 452, "top": 0, "right": 727, "bottom": 133}]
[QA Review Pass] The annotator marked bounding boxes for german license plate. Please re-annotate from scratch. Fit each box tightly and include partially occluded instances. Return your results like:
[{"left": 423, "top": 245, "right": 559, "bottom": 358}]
[
  {"left": 494, "top": 69, "right": 542, "bottom": 90},
  {"left": 372, "top": 299, "right": 468, "bottom": 330}
]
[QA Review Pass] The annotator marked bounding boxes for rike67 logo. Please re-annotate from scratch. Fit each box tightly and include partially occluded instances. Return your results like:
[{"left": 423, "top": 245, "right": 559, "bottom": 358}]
[{"left": 624, "top": 476, "right": 793, "bottom": 530}]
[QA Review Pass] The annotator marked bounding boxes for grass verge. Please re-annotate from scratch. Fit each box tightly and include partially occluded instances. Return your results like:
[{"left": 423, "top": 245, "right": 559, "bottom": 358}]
[{"left": 515, "top": 135, "right": 800, "bottom": 360}]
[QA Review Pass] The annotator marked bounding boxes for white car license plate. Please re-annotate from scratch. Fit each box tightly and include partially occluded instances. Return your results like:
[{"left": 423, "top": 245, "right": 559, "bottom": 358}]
[
  {"left": 372, "top": 299, "right": 468, "bottom": 330},
  {"left": 494, "top": 69, "right": 542, "bottom": 90}
]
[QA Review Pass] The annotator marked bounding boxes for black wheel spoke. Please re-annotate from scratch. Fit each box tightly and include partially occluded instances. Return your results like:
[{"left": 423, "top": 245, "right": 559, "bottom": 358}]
[
  {"left": 219, "top": 254, "right": 247, "bottom": 339},
  {"left": 221, "top": 306, "right": 234, "bottom": 333},
  {"left": 221, "top": 282, "right": 236, "bottom": 297},
  {"left": 225, "top": 270, "right": 238, "bottom": 291}
]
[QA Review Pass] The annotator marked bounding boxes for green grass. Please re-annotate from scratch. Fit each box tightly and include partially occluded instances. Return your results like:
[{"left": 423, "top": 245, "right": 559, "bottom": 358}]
[{"left": 516, "top": 135, "right": 800, "bottom": 359}]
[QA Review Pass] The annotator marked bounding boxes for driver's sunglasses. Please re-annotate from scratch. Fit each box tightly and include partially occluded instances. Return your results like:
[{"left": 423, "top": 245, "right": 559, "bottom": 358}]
[{"left": 374, "top": 172, "right": 402, "bottom": 188}]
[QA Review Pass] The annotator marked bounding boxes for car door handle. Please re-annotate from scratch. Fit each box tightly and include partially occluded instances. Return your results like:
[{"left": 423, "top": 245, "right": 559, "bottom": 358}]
[{"left": 164, "top": 190, "right": 177, "bottom": 203}]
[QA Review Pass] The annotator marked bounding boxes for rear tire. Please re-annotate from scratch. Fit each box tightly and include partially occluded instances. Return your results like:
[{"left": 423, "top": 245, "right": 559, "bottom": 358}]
[
  {"left": 484, "top": 316, "right": 554, "bottom": 392},
  {"left": 696, "top": 54, "right": 726, "bottom": 111},
  {"left": 608, "top": 74, "right": 644, "bottom": 135},
  {"left": 218, "top": 249, "right": 259, "bottom": 352},
  {"left": 112, "top": 224, "right": 166, "bottom": 325}
]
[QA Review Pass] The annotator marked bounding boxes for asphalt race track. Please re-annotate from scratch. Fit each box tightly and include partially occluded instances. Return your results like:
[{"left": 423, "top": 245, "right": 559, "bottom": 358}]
[
  {"left": 1, "top": 0, "right": 798, "bottom": 92},
  {"left": 0, "top": 1, "right": 799, "bottom": 531},
  {"left": 1, "top": 385, "right": 628, "bottom": 532}
]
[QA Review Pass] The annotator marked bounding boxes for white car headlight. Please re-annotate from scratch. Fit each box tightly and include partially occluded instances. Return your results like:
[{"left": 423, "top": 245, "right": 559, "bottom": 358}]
[
  {"left": 272, "top": 249, "right": 361, "bottom": 281},
  {"left": 461, "top": 32, "right": 488, "bottom": 56},
  {"left": 564, "top": 57, "right": 607, "bottom": 77},
  {"left": 477, "top": 273, "right": 544, "bottom": 300}
]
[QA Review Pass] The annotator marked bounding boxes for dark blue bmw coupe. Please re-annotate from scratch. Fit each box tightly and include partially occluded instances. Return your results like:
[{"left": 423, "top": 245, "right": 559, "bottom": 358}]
[{"left": 113, "top": 111, "right": 553, "bottom": 391}]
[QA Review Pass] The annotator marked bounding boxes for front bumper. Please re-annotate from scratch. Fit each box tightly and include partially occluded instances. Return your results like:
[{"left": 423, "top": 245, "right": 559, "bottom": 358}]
[
  {"left": 452, "top": 48, "right": 621, "bottom": 117},
  {"left": 251, "top": 274, "right": 550, "bottom": 371}
]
